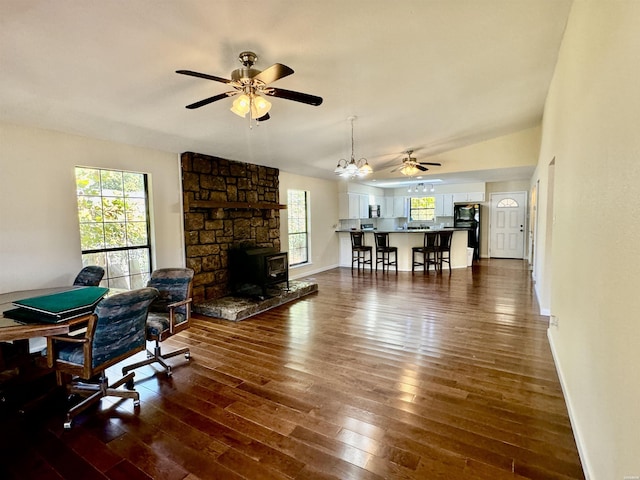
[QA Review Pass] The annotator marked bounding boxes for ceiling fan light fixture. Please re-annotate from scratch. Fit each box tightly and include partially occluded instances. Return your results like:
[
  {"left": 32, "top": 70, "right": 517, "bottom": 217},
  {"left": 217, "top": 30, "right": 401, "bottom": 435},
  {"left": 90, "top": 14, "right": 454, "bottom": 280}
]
[
  {"left": 230, "top": 94, "right": 251, "bottom": 117},
  {"left": 400, "top": 164, "right": 419, "bottom": 176},
  {"left": 251, "top": 94, "right": 271, "bottom": 119}
]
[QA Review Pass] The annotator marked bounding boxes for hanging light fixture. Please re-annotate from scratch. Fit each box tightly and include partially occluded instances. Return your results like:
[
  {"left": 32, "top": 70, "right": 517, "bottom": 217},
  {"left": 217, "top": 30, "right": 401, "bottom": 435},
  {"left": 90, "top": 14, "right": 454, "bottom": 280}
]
[
  {"left": 334, "top": 116, "right": 373, "bottom": 179},
  {"left": 407, "top": 183, "right": 436, "bottom": 193}
]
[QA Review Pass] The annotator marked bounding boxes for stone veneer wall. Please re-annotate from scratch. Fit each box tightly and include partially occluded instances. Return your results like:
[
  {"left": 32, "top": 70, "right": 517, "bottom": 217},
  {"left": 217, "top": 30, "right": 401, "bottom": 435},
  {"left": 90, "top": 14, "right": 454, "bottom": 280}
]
[{"left": 181, "top": 152, "right": 281, "bottom": 303}]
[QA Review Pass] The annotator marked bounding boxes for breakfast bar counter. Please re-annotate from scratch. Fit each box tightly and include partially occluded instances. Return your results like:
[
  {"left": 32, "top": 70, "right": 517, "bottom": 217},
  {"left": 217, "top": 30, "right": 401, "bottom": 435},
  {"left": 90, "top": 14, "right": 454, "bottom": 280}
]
[{"left": 336, "top": 228, "right": 471, "bottom": 271}]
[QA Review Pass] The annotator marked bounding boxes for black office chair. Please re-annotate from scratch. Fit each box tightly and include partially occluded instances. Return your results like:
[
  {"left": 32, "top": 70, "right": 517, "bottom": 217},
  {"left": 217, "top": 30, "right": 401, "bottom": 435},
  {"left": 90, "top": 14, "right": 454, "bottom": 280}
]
[
  {"left": 374, "top": 232, "right": 398, "bottom": 274},
  {"left": 412, "top": 231, "right": 439, "bottom": 274},
  {"left": 47, "top": 287, "right": 158, "bottom": 429},
  {"left": 350, "top": 231, "right": 372, "bottom": 272},
  {"left": 437, "top": 230, "right": 454, "bottom": 274},
  {"left": 73, "top": 266, "right": 105, "bottom": 286},
  {"left": 122, "top": 268, "right": 194, "bottom": 380}
]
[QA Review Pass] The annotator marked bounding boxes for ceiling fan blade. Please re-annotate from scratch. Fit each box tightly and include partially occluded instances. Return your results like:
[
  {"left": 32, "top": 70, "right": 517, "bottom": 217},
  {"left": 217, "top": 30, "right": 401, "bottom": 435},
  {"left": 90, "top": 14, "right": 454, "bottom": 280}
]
[
  {"left": 176, "top": 70, "right": 232, "bottom": 84},
  {"left": 416, "top": 165, "right": 428, "bottom": 172},
  {"left": 185, "top": 91, "right": 236, "bottom": 109},
  {"left": 256, "top": 113, "right": 270, "bottom": 122},
  {"left": 419, "top": 162, "right": 442, "bottom": 166},
  {"left": 266, "top": 87, "right": 323, "bottom": 106},
  {"left": 253, "top": 63, "right": 294, "bottom": 85}
]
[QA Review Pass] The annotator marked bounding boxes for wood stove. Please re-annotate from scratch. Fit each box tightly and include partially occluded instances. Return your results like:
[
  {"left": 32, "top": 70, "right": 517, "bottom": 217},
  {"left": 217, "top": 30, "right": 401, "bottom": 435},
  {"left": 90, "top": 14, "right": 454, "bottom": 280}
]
[{"left": 229, "top": 246, "right": 289, "bottom": 297}]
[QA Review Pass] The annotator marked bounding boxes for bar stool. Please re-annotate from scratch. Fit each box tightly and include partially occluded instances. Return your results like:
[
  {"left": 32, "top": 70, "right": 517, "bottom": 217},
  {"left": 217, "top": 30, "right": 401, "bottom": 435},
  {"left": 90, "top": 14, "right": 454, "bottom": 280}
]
[
  {"left": 412, "top": 231, "right": 439, "bottom": 274},
  {"left": 437, "top": 230, "right": 453, "bottom": 274},
  {"left": 350, "top": 231, "right": 372, "bottom": 272},
  {"left": 374, "top": 232, "right": 398, "bottom": 274}
]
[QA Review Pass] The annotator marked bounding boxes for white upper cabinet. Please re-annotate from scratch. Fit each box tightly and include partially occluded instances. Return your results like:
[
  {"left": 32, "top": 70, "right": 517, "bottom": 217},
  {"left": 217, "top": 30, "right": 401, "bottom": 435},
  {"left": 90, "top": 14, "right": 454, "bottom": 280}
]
[
  {"left": 339, "top": 193, "right": 370, "bottom": 219},
  {"left": 382, "top": 197, "right": 395, "bottom": 218},
  {"left": 393, "top": 196, "right": 408, "bottom": 217},
  {"left": 435, "top": 194, "right": 454, "bottom": 216},
  {"left": 452, "top": 192, "right": 485, "bottom": 203}
]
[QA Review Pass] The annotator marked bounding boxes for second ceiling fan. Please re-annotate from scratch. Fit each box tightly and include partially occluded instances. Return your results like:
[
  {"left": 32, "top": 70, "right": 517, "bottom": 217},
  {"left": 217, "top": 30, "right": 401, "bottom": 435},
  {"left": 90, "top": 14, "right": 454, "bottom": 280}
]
[
  {"left": 176, "top": 51, "right": 323, "bottom": 121},
  {"left": 390, "top": 150, "right": 442, "bottom": 176}
]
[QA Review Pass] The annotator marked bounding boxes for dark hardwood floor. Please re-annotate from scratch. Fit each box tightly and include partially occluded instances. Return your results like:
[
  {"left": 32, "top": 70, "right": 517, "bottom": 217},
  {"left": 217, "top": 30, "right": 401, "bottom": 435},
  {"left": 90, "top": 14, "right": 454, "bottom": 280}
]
[{"left": 0, "top": 259, "right": 584, "bottom": 479}]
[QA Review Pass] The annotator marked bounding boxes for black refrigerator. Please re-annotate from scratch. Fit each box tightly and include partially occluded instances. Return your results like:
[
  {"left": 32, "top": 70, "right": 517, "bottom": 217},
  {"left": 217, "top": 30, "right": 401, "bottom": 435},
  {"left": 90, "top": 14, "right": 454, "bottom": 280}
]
[{"left": 454, "top": 203, "right": 481, "bottom": 261}]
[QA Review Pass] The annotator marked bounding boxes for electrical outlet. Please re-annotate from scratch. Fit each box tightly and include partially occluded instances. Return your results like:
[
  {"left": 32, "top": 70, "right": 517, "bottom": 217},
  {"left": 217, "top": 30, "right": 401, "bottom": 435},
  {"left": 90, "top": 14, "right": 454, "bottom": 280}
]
[{"left": 549, "top": 315, "right": 559, "bottom": 328}]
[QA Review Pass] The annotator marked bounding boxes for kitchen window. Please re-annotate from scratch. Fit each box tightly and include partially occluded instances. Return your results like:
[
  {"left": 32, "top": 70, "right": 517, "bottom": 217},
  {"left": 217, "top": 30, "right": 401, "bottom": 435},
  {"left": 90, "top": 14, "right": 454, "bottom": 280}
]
[
  {"left": 287, "top": 189, "right": 309, "bottom": 266},
  {"left": 75, "top": 167, "right": 152, "bottom": 289},
  {"left": 409, "top": 196, "right": 436, "bottom": 221}
]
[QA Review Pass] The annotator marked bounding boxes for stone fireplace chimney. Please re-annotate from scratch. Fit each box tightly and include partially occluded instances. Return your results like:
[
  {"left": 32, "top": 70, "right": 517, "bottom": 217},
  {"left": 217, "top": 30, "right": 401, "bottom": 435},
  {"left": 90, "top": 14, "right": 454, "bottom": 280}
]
[{"left": 181, "top": 152, "right": 284, "bottom": 304}]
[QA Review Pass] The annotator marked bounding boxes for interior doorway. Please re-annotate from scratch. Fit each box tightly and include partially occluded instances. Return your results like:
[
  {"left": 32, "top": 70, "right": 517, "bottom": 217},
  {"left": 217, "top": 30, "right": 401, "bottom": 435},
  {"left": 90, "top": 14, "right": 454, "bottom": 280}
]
[{"left": 489, "top": 191, "right": 527, "bottom": 259}]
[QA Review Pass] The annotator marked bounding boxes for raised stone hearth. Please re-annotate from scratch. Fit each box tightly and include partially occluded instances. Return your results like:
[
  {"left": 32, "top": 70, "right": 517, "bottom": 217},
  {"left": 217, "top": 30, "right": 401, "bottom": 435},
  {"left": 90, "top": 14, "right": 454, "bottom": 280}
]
[{"left": 193, "top": 280, "right": 318, "bottom": 322}]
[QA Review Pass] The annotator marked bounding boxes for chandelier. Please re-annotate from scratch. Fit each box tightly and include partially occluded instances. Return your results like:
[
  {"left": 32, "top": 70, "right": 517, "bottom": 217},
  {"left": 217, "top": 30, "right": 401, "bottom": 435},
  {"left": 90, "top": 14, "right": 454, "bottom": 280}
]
[{"left": 334, "top": 116, "right": 373, "bottom": 179}]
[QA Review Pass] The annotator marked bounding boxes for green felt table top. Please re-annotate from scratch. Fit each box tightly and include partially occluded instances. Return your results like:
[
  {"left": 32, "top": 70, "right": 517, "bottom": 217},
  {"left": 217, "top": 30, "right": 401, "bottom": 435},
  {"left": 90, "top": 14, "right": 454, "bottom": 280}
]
[{"left": 13, "top": 286, "right": 109, "bottom": 316}]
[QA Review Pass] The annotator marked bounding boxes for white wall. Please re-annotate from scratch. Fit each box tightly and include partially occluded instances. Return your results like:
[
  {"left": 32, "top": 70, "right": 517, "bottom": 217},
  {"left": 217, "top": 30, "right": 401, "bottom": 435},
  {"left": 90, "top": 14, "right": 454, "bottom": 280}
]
[
  {"left": 0, "top": 122, "right": 185, "bottom": 293},
  {"left": 279, "top": 171, "right": 340, "bottom": 277},
  {"left": 408, "top": 125, "right": 541, "bottom": 177},
  {"left": 534, "top": 2, "right": 640, "bottom": 478}
]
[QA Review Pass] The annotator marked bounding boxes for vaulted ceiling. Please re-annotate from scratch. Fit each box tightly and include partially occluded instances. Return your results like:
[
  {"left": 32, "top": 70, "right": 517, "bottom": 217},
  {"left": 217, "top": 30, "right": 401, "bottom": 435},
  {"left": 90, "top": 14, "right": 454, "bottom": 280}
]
[{"left": 0, "top": 0, "right": 572, "bottom": 187}]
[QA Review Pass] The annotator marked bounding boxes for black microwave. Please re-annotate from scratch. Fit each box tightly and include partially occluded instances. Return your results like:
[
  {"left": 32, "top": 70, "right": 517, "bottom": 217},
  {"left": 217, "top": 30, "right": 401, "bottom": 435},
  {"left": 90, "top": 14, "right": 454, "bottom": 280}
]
[{"left": 369, "top": 205, "right": 381, "bottom": 218}]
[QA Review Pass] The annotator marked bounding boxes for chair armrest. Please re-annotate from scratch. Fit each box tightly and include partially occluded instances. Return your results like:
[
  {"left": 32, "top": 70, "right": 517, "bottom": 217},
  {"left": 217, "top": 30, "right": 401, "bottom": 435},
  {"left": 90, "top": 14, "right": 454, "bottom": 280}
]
[
  {"left": 46, "top": 314, "right": 96, "bottom": 368},
  {"left": 167, "top": 297, "right": 192, "bottom": 309},
  {"left": 167, "top": 297, "right": 192, "bottom": 333},
  {"left": 48, "top": 335, "right": 88, "bottom": 344}
]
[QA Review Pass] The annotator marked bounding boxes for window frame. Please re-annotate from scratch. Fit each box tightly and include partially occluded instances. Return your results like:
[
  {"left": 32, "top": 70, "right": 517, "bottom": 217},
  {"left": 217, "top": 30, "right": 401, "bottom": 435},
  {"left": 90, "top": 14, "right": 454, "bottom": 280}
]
[
  {"left": 287, "top": 189, "right": 310, "bottom": 266},
  {"left": 409, "top": 196, "right": 436, "bottom": 222},
  {"left": 75, "top": 167, "right": 153, "bottom": 289}
]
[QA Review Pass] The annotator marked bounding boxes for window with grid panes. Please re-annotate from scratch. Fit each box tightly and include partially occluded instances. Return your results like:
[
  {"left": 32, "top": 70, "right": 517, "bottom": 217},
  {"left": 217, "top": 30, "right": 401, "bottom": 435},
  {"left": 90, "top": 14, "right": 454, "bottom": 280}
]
[
  {"left": 287, "top": 189, "right": 309, "bottom": 265},
  {"left": 409, "top": 196, "right": 436, "bottom": 221},
  {"left": 75, "top": 167, "right": 152, "bottom": 289}
]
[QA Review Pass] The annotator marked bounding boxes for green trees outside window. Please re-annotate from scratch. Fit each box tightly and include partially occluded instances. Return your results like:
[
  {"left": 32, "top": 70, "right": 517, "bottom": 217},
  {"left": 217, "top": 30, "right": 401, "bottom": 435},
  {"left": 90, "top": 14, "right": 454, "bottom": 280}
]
[
  {"left": 287, "top": 189, "right": 309, "bottom": 266},
  {"left": 75, "top": 167, "right": 152, "bottom": 289},
  {"left": 410, "top": 196, "right": 436, "bottom": 222}
]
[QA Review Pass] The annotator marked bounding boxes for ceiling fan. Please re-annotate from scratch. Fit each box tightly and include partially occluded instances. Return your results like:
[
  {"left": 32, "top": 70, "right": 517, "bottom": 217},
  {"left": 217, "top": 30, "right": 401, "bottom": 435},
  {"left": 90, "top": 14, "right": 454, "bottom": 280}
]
[
  {"left": 176, "top": 51, "right": 323, "bottom": 121},
  {"left": 389, "top": 150, "right": 442, "bottom": 176}
]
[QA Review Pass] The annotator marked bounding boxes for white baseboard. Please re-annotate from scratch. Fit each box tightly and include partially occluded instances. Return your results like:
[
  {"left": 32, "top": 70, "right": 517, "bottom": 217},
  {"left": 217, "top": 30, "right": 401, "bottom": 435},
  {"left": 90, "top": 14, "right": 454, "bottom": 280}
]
[
  {"left": 547, "top": 330, "right": 591, "bottom": 480},
  {"left": 535, "top": 282, "right": 551, "bottom": 316},
  {"left": 289, "top": 263, "right": 338, "bottom": 279}
]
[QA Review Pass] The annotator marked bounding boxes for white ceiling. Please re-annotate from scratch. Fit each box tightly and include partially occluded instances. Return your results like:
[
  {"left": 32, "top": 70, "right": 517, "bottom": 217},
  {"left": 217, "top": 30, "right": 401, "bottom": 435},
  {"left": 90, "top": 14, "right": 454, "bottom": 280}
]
[{"left": 0, "top": 0, "right": 572, "bottom": 188}]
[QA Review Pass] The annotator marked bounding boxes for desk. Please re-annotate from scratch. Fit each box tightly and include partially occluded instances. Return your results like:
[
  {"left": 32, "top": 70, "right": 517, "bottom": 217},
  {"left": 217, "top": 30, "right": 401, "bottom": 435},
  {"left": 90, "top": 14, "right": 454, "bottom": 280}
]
[{"left": 0, "top": 287, "right": 94, "bottom": 342}]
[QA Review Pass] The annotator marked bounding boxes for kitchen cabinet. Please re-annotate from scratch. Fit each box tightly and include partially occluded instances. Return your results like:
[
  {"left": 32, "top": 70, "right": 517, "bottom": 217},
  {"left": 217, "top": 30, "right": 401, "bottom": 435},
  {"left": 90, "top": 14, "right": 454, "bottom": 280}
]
[
  {"left": 339, "top": 193, "right": 369, "bottom": 219},
  {"left": 435, "top": 194, "right": 454, "bottom": 216},
  {"left": 393, "top": 196, "right": 408, "bottom": 217},
  {"left": 382, "top": 197, "right": 394, "bottom": 218},
  {"left": 452, "top": 192, "right": 485, "bottom": 203}
]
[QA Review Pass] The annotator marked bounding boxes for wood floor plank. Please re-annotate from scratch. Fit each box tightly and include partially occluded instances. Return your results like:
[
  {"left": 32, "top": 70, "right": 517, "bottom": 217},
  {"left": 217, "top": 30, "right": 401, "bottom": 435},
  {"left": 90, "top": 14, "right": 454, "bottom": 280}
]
[{"left": 1, "top": 260, "right": 584, "bottom": 479}]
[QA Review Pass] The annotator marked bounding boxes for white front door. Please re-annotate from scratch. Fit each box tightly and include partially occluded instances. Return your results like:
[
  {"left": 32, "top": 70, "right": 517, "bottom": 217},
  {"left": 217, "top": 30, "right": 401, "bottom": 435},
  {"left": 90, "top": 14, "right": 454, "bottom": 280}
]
[{"left": 490, "top": 192, "right": 527, "bottom": 259}]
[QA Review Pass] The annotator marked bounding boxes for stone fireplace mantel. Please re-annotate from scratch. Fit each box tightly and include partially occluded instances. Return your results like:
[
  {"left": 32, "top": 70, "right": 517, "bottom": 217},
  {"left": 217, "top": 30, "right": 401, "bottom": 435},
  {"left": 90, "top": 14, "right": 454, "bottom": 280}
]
[{"left": 186, "top": 199, "right": 287, "bottom": 211}]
